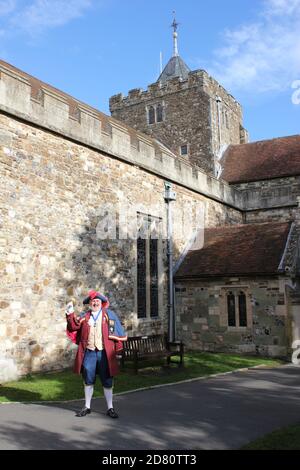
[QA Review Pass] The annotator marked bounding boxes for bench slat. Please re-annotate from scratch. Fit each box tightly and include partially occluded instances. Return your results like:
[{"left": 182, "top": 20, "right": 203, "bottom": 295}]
[{"left": 121, "top": 334, "right": 184, "bottom": 373}]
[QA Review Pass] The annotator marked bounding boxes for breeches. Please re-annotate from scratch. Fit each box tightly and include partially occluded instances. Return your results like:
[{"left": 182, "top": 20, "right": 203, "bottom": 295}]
[{"left": 82, "top": 349, "right": 113, "bottom": 388}]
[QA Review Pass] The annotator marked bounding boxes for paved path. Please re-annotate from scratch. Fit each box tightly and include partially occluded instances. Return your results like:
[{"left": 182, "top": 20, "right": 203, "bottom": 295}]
[{"left": 1, "top": 365, "right": 300, "bottom": 450}]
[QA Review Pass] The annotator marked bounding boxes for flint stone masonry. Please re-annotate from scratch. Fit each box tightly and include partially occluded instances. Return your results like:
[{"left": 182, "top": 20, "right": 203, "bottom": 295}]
[
  {"left": 175, "top": 278, "right": 291, "bottom": 357},
  {"left": 110, "top": 69, "right": 247, "bottom": 175},
  {"left": 0, "top": 61, "right": 244, "bottom": 381}
]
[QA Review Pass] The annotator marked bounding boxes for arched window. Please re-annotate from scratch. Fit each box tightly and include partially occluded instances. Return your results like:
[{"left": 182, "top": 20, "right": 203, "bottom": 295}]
[
  {"left": 148, "top": 106, "right": 155, "bottom": 124},
  {"left": 156, "top": 103, "right": 164, "bottom": 123},
  {"left": 239, "top": 292, "right": 247, "bottom": 327},
  {"left": 227, "top": 292, "right": 236, "bottom": 327}
]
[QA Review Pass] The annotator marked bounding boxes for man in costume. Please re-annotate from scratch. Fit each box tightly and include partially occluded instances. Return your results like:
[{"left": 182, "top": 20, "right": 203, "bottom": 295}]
[{"left": 66, "top": 290, "right": 127, "bottom": 418}]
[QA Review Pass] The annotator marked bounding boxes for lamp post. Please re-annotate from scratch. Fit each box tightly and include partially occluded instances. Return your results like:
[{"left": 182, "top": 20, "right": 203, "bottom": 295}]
[{"left": 164, "top": 181, "right": 176, "bottom": 342}]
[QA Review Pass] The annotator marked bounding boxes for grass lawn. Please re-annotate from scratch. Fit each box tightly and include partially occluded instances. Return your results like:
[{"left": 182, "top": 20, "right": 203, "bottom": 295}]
[
  {"left": 0, "top": 352, "right": 282, "bottom": 403},
  {"left": 242, "top": 424, "right": 300, "bottom": 450}
]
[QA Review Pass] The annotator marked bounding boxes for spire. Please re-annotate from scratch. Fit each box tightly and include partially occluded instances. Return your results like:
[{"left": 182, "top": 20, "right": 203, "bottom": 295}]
[
  {"left": 171, "top": 11, "right": 179, "bottom": 57},
  {"left": 157, "top": 13, "right": 190, "bottom": 84}
]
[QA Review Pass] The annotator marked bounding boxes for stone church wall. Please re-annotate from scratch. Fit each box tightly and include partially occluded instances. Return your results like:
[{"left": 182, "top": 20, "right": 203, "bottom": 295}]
[
  {"left": 0, "top": 62, "right": 243, "bottom": 381},
  {"left": 232, "top": 177, "right": 300, "bottom": 224},
  {"left": 175, "top": 277, "right": 291, "bottom": 358}
]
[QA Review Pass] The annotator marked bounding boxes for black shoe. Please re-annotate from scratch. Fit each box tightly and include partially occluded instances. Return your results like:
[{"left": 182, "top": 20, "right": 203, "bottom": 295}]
[
  {"left": 75, "top": 406, "right": 91, "bottom": 417},
  {"left": 106, "top": 408, "right": 119, "bottom": 419}
]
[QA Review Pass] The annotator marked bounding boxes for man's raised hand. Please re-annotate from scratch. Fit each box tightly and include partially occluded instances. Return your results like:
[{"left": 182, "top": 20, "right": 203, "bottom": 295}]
[{"left": 65, "top": 301, "right": 74, "bottom": 315}]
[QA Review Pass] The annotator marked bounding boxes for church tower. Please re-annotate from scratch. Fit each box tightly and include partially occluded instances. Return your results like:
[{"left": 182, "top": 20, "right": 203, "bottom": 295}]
[{"left": 109, "top": 16, "right": 248, "bottom": 176}]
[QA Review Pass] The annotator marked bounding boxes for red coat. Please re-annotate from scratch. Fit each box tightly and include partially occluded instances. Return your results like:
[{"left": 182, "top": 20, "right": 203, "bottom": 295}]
[{"left": 66, "top": 309, "right": 124, "bottom": 376}]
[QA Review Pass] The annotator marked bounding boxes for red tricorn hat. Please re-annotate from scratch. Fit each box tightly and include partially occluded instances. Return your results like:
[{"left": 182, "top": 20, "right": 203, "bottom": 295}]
[{"left": 83, "top": 290, "right": 109, "bottom": 306}]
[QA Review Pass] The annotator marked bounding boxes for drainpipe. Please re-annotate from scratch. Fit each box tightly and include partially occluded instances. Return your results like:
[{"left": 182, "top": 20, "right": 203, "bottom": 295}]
[
  {"left": 216, "top": 95, "right": 222, "bottom": 150},
  {"left": 164, "top": 181, "right": 177, "bottom": 342}
]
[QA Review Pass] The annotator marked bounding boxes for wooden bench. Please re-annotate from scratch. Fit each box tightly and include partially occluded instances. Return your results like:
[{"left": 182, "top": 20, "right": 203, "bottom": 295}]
[{"left": 120, "top": 334, "right": 184, "bottom": 374}]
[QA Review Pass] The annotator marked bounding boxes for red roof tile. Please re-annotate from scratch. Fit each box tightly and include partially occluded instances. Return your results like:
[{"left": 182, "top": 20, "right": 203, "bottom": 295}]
[
  {"left": 221, "top": 135, "right": 300, "bottom": 183},
  {"left": 174, "top": 222, "right": 291, "bottom": 279}
]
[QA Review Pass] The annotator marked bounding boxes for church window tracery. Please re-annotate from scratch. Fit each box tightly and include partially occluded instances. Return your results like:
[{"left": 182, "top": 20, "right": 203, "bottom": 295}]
[
  {"left": 147, "top": 103, "right": 165, "bottom": 124},
  {"left": 137, "top": 213, "right": 162, "bottom": 319},
  {"left": 226, "top": 290, "right": 248, "bottom": 327}
]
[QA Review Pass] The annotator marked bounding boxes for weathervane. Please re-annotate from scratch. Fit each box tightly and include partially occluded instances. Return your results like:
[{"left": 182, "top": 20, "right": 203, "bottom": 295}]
[{"left": 171, "top": 11, "right": 179, "bottom": 32}]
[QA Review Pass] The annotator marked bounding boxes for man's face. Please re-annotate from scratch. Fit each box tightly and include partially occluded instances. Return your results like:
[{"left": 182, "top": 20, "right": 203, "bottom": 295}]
[{"left": 90, "top": 298, "right": 102, "bottom": 312}]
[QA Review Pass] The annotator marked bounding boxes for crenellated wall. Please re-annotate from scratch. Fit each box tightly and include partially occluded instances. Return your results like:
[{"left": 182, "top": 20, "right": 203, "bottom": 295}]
[{"left": 110, "top": 69, "right": 246, "bottom": 175}]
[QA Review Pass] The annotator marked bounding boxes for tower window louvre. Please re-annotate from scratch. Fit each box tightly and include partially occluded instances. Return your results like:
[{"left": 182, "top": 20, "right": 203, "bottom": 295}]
[
  {"left": 148, "top": 106, "right": 155, "bottom": 124},
  {"left": 156, "top": 103, "right": 163, "bottom": 123}
]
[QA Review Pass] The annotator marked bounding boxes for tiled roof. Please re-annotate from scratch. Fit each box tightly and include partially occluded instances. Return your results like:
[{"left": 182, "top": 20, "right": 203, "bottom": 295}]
[
  {"left": 174, "top": 222, "right": 292, "bottom": 279},
  {"left": 220, "top": 135, "right": 300, "bottom": 183},
  {"left": 157, "top": 55, "right": 190, "bottom": 84}
]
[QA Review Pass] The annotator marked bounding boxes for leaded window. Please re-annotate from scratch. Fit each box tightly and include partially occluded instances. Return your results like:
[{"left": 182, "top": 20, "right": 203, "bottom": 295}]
[
  {"left": 136, "top": 213, "right": 162, "bottom": 319},
  {"left": 227, "top": 292, "right": 236, "bottom": 327},
  {"left": 150, "top": 238, "right": 159, "bottom": 317},
  {"left": 137, "top": 237, "right": 147, "bottom": 318},
  {"left": 239, "top": 292, "right": 247, "bottom": 327},
  {"left": 226, "top": 290, "right": 248, "bottom": 327}
]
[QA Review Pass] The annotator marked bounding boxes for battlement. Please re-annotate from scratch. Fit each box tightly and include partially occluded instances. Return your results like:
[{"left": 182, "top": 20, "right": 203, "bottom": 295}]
[
  {"left": 110, "top": 68, "right": 242, "bottom": 116},
  {"left": 0, "top": 59, "right": 244, "bottom": 209}
]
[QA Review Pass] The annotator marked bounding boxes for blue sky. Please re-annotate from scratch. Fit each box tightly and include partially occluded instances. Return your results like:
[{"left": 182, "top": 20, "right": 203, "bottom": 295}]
[{"left": 0, "top": 0, "right": 300, "bottom": 142}]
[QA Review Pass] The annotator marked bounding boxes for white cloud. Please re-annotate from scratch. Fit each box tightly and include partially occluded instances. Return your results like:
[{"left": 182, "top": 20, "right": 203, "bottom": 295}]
[
  {"left": 13, "top": 0, "right": 92, "bottom": 32},
  {"left": 0, "top": 0, "right": 93, "bottom": 36},
  {"left": 264, "top": 0, "right": 300, "bottom": 15},
  {"left": 209, "top": 0, "right": 300, "bottom": 94}
]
